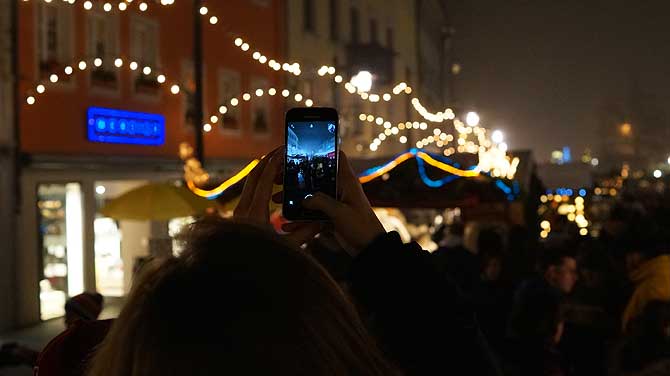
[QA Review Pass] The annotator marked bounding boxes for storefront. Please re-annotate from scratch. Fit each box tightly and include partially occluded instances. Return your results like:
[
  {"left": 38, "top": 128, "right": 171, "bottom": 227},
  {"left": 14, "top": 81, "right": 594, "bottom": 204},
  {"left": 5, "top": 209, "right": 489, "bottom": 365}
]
[{"left": 17, "top": 158, "right": 227, "bottom": 324}]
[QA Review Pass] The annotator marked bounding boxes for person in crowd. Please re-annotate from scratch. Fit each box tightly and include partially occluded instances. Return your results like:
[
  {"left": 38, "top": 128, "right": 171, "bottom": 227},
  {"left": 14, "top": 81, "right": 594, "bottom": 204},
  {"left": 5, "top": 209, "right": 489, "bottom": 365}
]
[
  {"left": 473, "top": 248, "right": 511, "bottom": 352},
  {"left": 432, "top": 222, "right": 481, "bottom": 297},
  {"left": 622, "top": 241, "right": 670, "bottom": 332},
  {"left": 515, "top": 247, "right": 578, "bottom": 303},
  {"left": 0, "top": 292, "right": 104, "bottom": 371},
  {"left": 504, "top": 225, "right": 536, "bottom": 287},
  {"left": 560, "top": 243, "right": 620, "bottom": 376},
  {"left": 611, "top": 300, "right": 670, "bottom": 376},
  {"left": 504, "top": 289, "right": 569, "bottom": 376},
  {"left": 65, "top": 292, "right": 105, "bottom": 329},
  {"left": 87, "top": 149, "right": 501, "bottom": 376}
]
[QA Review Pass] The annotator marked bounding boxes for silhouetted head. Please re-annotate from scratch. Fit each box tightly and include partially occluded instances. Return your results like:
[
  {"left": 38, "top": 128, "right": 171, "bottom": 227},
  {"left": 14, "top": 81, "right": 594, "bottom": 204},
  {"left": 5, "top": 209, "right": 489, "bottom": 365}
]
[
  {"left": 541, "top": 248, "right": 578, "bottom": 294},
  {"left": 64, "top": 292, "right": 104, "bottom": 328},
  {"left": 88, "top": 217, "right": 396, "bottom": 376}
]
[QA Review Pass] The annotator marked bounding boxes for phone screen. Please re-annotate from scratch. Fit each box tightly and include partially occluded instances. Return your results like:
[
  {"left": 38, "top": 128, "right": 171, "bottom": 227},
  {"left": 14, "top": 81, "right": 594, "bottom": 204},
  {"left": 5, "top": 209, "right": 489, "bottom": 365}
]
[{"left": 284, "top": 118, "right": 338, "bottom": 220}]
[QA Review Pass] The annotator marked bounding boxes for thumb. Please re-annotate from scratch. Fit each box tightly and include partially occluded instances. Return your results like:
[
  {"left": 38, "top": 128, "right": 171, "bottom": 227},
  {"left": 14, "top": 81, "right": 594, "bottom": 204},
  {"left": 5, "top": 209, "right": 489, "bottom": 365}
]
[{"left": 303, "top": 192, "right": 342, "bottom": 219}]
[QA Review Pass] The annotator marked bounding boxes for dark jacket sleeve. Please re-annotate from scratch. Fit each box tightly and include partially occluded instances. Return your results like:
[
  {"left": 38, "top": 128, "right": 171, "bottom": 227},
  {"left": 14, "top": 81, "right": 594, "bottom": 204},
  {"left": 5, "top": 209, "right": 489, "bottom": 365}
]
[{"left": 350, "top": 232, "right": 502, "bottom": 376}]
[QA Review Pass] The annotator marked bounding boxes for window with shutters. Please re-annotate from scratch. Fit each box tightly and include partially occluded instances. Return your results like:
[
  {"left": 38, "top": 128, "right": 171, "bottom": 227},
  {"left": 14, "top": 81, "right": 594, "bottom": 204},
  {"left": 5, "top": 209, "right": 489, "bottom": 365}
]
[
  {"left": 130, "top": 16, "right": 160, "bottom": 95},
  {"left": 87, "top": 12, "right": 119, "bottom": 90},
  {"left": 37, "top": 2, "right": 73, "bottom": 81}
]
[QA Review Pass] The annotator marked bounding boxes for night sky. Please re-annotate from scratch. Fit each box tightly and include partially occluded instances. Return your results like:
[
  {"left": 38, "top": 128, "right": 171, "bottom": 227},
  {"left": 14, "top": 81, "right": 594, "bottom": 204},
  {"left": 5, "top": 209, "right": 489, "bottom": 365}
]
[{"left": 449, "top": 0, "right": 670, "bottom": 161}]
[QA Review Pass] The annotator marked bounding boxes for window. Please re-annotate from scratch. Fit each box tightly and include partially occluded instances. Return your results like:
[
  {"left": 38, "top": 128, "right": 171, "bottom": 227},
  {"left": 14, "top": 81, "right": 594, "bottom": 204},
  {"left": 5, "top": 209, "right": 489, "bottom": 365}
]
[
  {"left": 87, "top": 12, "right": 119, "bottom": 89},
  {"left": 37, "top": 2, "right": 73, "bottom": 80},
  {"left": 370, "top": 19, "right": 378, "bottom": 44},
  {"left": 304, "top": 0, "right": 315, "bottom": 32},
  {"left": 218, "top": 69, "right": 242, "bottom": 132},
  {"left": 329, "top": 0, "right": 339, "bottom": 41},
  {"left": 350, "top": 8, "right": 360, "bottom": 43},
  {"left": 130, "top": 16, "right": 160, "bottom": 95},
  {"left": 251, "top": 76, "right": 270, "bottom": 134},
  {"left": 386, "top": 28, "right": 394, "bottom": 50}
]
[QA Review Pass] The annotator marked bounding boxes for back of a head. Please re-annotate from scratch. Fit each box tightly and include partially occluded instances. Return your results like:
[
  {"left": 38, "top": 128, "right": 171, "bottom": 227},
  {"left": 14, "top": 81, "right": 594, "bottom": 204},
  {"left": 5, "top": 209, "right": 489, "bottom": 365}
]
[
  {"left": 88, "top": 217, "right": 396, "bottom": 376},
  {"left": 477, "top": 228, "right": 503, "bottom": 254},
  {"left": 539, "top": 247, "right": 573, "bottom": 273}
]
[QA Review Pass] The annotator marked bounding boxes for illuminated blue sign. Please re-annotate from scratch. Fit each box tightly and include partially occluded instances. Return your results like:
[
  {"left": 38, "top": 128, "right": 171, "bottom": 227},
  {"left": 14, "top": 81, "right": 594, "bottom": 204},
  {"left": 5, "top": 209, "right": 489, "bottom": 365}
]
[{"left": 87, "top": 107, "right": 165, "bottom": 146}]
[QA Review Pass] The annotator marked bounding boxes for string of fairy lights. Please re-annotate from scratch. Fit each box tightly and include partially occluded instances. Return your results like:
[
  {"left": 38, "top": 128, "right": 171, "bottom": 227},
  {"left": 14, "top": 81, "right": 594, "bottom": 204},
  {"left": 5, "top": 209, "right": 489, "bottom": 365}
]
[
  {"left": 22, "top": 0, "right": 176, "bottom": 13},
  {"left": 23, "top": 56, "right": 182, "bottom": 106},
  {"left": 21, "top": 0, "right": 520, "bottom": 182}
]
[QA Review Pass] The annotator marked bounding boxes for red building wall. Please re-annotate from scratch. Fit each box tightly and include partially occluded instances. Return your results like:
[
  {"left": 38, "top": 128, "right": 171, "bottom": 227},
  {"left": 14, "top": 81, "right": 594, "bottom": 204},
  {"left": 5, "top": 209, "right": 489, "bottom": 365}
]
[{"left": 18, "top": 0, "right": 285, "bottom": 159}]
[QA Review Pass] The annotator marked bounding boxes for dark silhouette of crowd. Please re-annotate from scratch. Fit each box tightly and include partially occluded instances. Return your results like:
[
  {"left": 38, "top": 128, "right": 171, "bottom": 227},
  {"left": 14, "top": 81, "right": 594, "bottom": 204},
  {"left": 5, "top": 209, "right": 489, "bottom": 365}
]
[{"left": 9, "top": 147, "right": 670, "bottom": 376}]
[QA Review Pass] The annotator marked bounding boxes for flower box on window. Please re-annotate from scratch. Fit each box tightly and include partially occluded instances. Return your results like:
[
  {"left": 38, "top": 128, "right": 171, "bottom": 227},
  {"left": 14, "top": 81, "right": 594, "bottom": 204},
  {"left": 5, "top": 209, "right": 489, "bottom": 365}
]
[{"left": 91, "top": 68, "right": 117, "bottom": 89}]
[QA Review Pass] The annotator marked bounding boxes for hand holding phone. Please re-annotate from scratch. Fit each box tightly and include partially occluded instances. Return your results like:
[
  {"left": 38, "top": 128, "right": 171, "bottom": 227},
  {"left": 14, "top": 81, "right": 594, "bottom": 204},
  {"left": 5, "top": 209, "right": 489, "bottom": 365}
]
[{"left": 283, "top": 107, "right": 339, "bottom": 220}]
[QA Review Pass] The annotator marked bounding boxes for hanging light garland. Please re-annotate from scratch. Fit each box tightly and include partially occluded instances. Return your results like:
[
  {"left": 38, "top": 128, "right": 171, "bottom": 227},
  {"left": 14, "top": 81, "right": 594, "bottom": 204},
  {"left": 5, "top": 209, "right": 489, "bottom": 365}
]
[
  {"left": 21, "top": 0, "right": 176, "bottom": 13},
  {"left": 200, "top": 87, "right": 314, "bottom": 133},
  {"left": 22, "top": 56, "right": 180, "bottom": 106}
]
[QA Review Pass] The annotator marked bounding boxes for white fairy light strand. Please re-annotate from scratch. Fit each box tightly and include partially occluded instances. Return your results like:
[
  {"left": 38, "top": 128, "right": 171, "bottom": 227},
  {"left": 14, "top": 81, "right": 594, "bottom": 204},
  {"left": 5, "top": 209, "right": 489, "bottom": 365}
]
[{"left": 23, "top": 56, "right": 179, "bottom": 105}]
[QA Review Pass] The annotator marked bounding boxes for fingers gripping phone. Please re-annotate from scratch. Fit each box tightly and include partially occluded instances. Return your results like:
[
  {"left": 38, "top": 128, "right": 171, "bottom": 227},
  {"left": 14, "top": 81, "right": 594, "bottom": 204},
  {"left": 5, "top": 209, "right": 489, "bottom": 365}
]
[{"left": 283, "top": 107, "right": 339, "bottom": 220}]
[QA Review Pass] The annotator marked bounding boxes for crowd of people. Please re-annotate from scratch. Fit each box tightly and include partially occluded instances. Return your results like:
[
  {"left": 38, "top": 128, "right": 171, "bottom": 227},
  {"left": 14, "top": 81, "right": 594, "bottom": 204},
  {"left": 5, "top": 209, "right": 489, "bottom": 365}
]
[{"left": 3, "top": 147, "right": 670, "bottom": 375}]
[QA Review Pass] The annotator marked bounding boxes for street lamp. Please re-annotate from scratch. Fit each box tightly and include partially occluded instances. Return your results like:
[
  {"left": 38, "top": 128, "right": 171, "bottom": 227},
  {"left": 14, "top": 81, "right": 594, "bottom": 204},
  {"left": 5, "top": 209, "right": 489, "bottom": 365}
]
[
  {"left": 465, "top": 111, "right": 480, "bottom": 127},
  {"left": 351, "top": 71, "right": 373, "bottom": 93},
  {"left": 491, "top": 130, "right": 504, "bottom": 144}
]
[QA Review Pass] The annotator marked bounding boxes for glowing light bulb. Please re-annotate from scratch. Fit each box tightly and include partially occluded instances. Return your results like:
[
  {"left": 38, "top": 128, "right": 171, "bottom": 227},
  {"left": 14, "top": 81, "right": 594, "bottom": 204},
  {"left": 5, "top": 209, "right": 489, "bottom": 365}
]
[
  {"left": 234, "top": 38, "right": 243, "bottom": 46},
  {"left": 203, "top": 124, "right": 212, "bottom": 132},
  {"left": 78, "top": 61, "right": 87, "bottom": 70},
  {"left": 210, "top": 115, "right": 219, "bottom": 123},
  {"left": 268, "top": 88, "right": 276, "bottom": 96},
  {"left": 103, "top": 3, "right": 112, "bottom": 11},
  {"left": 241, "top": 43, "right": 250, "bottom": 51},
  {"left": 36, "top": 84, "right": 45, "bottom": 94},
  {"left": 383, "top": 93, "right": 391, "bottom": 101},
  {"left": 252, "top": 52, "right": 261, "bottom": 60},
  {"left": 334, "top": 75, "right": 343, "bottom": 83},
  {"left": 255, "top": 89, "right": 264, "bottom": 97},
  {"left": 129, "top": 61, "right": 138, "bottom": 70},
  {"left": 466, "top": 111, "right": 480, "bottom": 127},
  {"left": 219, "top": 106, "right": 228, "bottom": 114},
  {"left": 83, "top": 1, "right": 93, "bottom": 10},
  {"left": 491, "top": 130, "right": 504, "bottom": 143},
  {"left": 281, "top": 89, "right": 289, "bottom": 97},
  {"left": 114, "top": 58, "right": 123, "bottom": 67},
  {"left": 399, "top": 136, "right": 407, "bottom": 144},
  {"left": 143, "top": 66, "right": 152, "bottom": 75},
  {"left": 305, "top": 99, "right": 313, "bottom": 107},
  {"left": 118, "top": 2, "right": 127, "bottom": 10},
  {"left": 156, "top": 74, "right": 166, "bottom": 83},
  {"left": 139, "top": 2, "right": 148, "bottom": 11},
  {"left": 294, "top": 93, "right": 303, "bottom": 102},
  {"left": 64, "top": 66, "right": 73, "bottom": 75},
  {"left": 26, "top": 96, "right": 36, "bottom": 105},
  {"left": 230, "top": 98, "right": 239, "bottom": 106},
  {"left": 209, "top": 16, "right": 218, "bottom": 25},
  {"left": 49, "top": 74, "right": 58, "bottom": 83},
  {"left": 94, "top": 58, "right": 103, "bottom": 67},
  {"left": 199, "top": 6, "right": 208, "bottom": 15},
  {"left": 242, "top": 93, "right": 251, "bottom": 101},
  {"left": 170, "top": 85, "right": 180, "bottom": 94},
  {"left": 259, "top": 56, "right": 267, "bottom": 64}
]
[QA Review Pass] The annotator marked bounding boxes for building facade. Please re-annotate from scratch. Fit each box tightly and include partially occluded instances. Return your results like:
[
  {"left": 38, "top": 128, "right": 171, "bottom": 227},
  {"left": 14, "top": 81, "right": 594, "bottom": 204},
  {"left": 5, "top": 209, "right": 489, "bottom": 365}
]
[
  {"left": 0, "top": 0, "right": 18, "bottom": 332},
  {"left": 415, "top": 0, "right": 451, "bottom": 110},
  {"left": 286, "top": 0, "right": 420, "bottom": 157},
  {"left": 11, "top": 0, "right": 286, "bottom": 327}
]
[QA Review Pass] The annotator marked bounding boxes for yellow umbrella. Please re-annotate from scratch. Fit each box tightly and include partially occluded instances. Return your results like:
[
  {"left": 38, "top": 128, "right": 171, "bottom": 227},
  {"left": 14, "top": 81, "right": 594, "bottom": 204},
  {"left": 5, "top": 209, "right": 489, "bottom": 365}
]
[{"left": 100, "top": 182, "right": 217, "bottom": 221}]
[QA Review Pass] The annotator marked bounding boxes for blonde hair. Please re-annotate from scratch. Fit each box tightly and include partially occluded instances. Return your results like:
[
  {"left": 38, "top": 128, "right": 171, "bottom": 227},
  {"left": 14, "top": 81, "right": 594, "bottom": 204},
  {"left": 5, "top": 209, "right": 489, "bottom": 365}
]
[{"left": 88, "top": 218, "right": 398, "bottom": 376}]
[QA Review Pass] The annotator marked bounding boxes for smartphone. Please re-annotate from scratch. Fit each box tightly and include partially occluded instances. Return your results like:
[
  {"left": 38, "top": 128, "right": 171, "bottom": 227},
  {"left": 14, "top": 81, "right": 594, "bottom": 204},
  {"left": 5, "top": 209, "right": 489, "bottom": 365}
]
[{"left": 283, "top": 107, "right": 339, "bottom": 220}]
